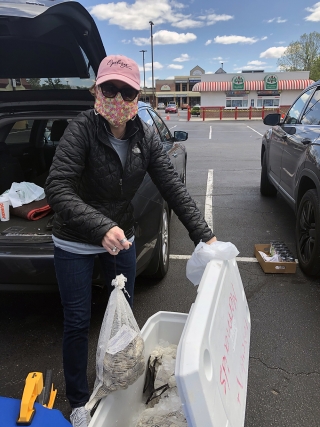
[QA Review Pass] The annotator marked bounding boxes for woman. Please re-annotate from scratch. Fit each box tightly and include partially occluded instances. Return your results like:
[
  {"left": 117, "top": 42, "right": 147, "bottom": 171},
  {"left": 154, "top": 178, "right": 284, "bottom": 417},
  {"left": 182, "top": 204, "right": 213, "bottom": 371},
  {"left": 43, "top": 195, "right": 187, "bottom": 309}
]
[{"left": 45, "top": 54, "right": 216, "bottom": 427}]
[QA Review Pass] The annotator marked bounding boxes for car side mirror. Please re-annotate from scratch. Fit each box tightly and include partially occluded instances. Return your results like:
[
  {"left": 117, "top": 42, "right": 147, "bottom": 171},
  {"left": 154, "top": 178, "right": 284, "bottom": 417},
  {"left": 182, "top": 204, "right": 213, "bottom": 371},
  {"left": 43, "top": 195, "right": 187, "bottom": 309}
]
[
  {"left": 174, "top": 131, "right": 188, "bottom": 142},
  {"left": 263, "top": 113, "right": 281, "bottom": 126}
]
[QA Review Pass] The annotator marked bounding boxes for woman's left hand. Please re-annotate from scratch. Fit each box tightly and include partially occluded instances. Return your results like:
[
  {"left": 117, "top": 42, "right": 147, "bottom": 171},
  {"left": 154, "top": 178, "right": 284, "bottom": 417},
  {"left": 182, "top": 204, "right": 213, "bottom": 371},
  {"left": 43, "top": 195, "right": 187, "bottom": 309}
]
[{"left": 206, "top": 236, "right": 217, "bottom": 245}]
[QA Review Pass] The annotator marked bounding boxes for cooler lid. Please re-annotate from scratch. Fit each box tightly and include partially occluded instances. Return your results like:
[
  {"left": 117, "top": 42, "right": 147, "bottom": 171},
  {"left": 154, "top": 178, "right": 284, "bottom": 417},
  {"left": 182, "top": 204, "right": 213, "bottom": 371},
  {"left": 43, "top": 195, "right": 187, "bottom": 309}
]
[{"left": 176, "top": 259, "right": 251, "bottom": 427}]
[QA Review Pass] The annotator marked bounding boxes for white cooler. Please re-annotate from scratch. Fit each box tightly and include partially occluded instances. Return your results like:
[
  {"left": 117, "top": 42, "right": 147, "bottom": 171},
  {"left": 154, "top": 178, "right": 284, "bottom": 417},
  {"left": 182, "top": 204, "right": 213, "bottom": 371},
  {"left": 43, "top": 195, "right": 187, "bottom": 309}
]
[{"left": 89, "top": 258, "right": 251, "bottom": 427}]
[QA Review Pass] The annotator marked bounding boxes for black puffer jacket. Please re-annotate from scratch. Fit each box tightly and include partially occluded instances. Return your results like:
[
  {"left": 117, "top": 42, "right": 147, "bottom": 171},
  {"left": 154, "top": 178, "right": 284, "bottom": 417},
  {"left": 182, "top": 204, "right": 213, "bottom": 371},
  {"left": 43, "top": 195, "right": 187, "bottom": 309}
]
[{"left": 45, "top": 109, "right": 214, "bottom": 246}]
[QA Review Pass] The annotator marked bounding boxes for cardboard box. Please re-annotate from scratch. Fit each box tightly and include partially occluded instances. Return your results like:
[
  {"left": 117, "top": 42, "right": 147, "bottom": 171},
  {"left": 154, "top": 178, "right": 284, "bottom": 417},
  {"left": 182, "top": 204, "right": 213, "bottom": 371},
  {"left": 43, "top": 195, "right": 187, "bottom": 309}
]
[{"left": 254, "top": 244, "right": 297, "bottom": 274}]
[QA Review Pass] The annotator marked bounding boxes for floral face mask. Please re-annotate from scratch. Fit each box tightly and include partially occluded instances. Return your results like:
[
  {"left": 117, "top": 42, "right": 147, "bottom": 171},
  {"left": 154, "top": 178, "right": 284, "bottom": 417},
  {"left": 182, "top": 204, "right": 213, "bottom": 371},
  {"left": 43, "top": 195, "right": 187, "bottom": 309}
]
[{"left": 94, "top": 86, "right": 138, "bottom": 127}]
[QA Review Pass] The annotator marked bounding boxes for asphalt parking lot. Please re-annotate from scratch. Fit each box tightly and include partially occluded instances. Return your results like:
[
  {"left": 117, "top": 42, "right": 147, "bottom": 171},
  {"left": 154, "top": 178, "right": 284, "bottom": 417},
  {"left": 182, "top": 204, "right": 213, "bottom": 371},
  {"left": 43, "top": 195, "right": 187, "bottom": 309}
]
[{"left": 1, "top": 113, "right": 320, "bottom": 426}]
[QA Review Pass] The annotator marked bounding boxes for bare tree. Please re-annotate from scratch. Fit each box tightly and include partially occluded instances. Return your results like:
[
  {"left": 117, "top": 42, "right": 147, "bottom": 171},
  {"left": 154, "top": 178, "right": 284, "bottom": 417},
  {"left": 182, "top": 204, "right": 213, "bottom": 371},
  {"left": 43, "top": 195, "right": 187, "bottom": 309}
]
[{"left": 277, "top": 32, "right": 320, "bottom": 72}]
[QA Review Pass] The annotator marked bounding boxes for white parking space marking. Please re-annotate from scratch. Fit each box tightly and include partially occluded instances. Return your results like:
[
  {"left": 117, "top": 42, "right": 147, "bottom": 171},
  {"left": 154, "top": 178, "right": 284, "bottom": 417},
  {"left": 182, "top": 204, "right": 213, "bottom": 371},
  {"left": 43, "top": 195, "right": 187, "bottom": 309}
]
[
  {"left": 209, "top": 125, "right": 212, "bottom": 139},
  {"left": 247, "top": 126, "right": 263, "bottom": 136},
  {"left": 170, "top": 255, "right": 258, "bottom": 262},
  {"left": 205, "top": 169, "right": 214, "bottom": 231},
  {"left": 169, "top": 125, "right": 177, "bottom": 130}
]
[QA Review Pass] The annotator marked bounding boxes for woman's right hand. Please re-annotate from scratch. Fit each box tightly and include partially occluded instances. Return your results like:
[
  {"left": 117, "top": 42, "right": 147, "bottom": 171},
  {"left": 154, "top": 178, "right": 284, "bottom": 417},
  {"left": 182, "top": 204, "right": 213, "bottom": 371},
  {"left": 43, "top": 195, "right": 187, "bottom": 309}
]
[{"left": 101, "top": 226, "right": 132, "bottom": 255}]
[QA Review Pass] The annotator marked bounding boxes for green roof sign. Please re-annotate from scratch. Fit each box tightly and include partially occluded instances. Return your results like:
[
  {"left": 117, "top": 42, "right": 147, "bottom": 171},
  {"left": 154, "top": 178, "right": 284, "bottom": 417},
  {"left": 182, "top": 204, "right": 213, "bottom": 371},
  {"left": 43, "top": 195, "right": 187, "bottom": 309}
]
[{"left": 264, "top": 75, "right": 278, "bottom": 90}]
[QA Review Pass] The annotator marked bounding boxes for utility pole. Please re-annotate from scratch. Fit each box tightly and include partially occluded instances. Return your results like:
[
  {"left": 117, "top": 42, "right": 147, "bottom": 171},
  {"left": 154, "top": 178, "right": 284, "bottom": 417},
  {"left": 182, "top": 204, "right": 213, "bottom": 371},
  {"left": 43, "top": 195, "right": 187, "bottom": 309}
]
[
  {"left": 149, "top": 21, "right": 155, "bottom": 108},
  {"left": 140, "top": 49, "right": 147, "bottom": 102}
]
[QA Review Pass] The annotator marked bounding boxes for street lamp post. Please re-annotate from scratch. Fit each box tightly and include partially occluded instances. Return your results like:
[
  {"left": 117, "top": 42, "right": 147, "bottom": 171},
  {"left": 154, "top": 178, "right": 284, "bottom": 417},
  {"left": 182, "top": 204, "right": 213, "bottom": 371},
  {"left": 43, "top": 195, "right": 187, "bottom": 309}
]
[
  {"left": 149, "top": 20, "right": 155, "bottom": 108},
  {"left": 139, "top": 49, "right": 147, "bottom": 102}
]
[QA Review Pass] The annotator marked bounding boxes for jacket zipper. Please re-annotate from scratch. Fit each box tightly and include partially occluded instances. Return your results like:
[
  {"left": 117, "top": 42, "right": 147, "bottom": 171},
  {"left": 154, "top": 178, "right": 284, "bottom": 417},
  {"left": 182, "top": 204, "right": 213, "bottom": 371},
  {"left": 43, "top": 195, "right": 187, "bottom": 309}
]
[{"left": 119, "top": 178, "right": 123, "bottom": 195}]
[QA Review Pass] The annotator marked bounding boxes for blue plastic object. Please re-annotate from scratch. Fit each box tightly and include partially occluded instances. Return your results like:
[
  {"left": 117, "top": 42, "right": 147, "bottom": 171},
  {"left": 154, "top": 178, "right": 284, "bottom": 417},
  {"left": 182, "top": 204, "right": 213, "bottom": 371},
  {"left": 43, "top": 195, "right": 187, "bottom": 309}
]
[{"left": 0, "top": 397, "right": 71, "bottom": 427}]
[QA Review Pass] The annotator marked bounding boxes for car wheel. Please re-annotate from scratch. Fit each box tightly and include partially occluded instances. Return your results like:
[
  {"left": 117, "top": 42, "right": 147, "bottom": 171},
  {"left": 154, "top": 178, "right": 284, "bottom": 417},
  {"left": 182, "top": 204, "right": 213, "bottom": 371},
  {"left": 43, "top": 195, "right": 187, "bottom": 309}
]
[
  {"left": 150, "top": 204, "right": 170, "bottom": 279},
  {"left": 260, "top": 152, "right": 277, "bottom": 196},
  {"left": 296, "top": 189, "right": 320, "bottom": 276}
]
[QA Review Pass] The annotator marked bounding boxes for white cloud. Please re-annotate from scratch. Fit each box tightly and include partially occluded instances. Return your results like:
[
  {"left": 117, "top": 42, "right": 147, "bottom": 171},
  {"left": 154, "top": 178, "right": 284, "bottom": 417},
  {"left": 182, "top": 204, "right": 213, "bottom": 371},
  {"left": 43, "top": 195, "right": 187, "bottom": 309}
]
[
  {"left": 203, "top": 13, "right": 234, "bottom": 25},
  {"left": 213, "top": 56, "right": 224, "bottom": 61},
  {"left": 173, "top": 53, "right": 190, "bottom": 62},
  {"left": 266, "top": 17, "right": 287, "bottom": 23},
  {"left": 168, "top": 64, "right": 184, "bottom": 69},
  {"left": 305, "top": 2, "right": 320, "bottom": 21},
  {"left": 172, "top": 18, "right": 204, "bottom": 28},
  {"left": 205, "top": 40, "right": 212, "bottom": 46},
  {"left": 90, "top": 0, "right": 233, "bottom": 30},
  {"left": 206, "top": 71, "right": 214, "bottom": 74},
  {"left": 121, "top": 39, "right": 131, "bottom": 44},
  {"left": 133, "top": 30, "right": 196, "bottom": 46},
  {"left": 166, "top": 76, "right": 175, "bottom": 80},
  {"left": 139, "top": 62, "right": 163, "bottom": 72},
  {"left": 247, "top": 60, "right": 266, "bottom": 66},
  {"left": 260, "top": 46, "right": 287, "bottom": 58},
  {"left": 214, "top": 35, "right": 258, "bottom": 44},
  {"left": 261, "top": 36, "right": 268, "bottom": 40}
]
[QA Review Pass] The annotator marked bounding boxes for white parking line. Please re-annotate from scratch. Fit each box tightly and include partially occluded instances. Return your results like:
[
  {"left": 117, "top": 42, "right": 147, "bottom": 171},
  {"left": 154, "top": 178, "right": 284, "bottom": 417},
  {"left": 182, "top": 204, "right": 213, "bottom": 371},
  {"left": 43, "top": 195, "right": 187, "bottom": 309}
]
[
  {"left": 170, "top": 255, "right": 258, "bottom": 262},
  {"left": 169, "top": 125, "right": 177, "bottom": 130},
  {"left": 205, "top": 169, "right": 213, "bottom": 231},
  {"left": 209, "top": 125, "right": 212, "bottom": 139},
  {"left": 247, "top": 126, "right": 263, "bottom": 136}
]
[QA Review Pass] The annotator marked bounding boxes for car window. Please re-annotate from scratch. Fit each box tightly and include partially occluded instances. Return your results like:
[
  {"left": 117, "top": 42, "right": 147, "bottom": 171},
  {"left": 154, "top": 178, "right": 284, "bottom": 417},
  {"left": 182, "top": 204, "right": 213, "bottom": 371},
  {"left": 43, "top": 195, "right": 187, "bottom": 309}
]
[
  {"left": 284, "top": 88, "right": 314, "bottom": 125},
  {"left": 138, "top": 107, "right": 154, "bottom": 127},
  {"left": 301, "top": 88, "right": 320, "bottom": 125},
  {"left": 5, "top": 120, "right": 33, "bottom": 145},
  {"left": 148, "top": 109, "right": 172, "bottom": 143}
]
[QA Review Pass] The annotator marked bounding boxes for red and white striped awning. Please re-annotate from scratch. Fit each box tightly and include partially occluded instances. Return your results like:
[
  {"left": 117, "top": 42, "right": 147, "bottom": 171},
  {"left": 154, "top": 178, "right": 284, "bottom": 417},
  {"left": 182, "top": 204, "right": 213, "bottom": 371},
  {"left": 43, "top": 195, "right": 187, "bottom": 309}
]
[{"left": 192, "top": 79, "right": 314, "bottom": 92}]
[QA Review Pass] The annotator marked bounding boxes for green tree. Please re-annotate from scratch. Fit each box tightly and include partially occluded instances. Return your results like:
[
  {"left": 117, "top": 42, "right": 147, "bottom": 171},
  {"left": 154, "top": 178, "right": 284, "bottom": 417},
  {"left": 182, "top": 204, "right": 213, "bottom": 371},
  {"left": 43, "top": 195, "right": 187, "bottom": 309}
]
[
  {"left": 277, "top": 32, "right": 320, "bottom": 72},
  {"left": 310, "top": 56, "right": 320, "bottom": 81},
  {"left": 26, "top": 78, "right": 42, "bottom": 89}
]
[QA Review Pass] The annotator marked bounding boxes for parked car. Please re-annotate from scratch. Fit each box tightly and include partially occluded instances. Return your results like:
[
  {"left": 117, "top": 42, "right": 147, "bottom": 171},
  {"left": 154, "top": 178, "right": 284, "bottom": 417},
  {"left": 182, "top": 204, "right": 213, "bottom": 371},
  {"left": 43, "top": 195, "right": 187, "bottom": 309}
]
[
  {"left": 157, "top": 102, "right": 165, "bottom": 110},
  {"left": 165, "top": 103, "right": 178, "bottom": 114},
  {"left": 191, "top": 105, "right": 201, "bottom": 116},
  {"left": 260, "top": 81, "right": 320, "bottom": 276},
  {"left": 181, "top": 103, "right": 189, "bottom": 110},
  {"left": 0, "top": 1, "right": 188, "bottom": 290}
]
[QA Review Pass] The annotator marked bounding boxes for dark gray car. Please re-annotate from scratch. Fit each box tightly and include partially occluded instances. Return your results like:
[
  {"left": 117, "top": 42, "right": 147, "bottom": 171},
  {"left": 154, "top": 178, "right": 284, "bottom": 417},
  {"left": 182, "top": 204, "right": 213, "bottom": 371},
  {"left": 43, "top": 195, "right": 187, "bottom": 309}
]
[
  {"left": 0, "top": 1, "right": 188, "bottom": 289},
  {"left": 260, "top": 81, "right": 320, "bottom": 276}
]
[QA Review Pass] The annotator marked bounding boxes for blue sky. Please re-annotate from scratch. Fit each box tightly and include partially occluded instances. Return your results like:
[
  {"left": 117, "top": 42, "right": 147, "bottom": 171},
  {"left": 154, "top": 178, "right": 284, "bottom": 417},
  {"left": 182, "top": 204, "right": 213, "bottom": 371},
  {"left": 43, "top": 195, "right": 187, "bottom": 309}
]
[{"left": 77, "top": 0, "right": 320, "bottom": 85}]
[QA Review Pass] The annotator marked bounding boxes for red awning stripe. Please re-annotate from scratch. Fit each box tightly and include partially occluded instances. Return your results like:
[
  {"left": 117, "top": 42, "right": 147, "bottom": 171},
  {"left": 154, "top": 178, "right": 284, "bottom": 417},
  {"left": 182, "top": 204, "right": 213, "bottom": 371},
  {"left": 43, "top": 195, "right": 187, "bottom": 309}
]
[{"left": 192, "top": 79, "right": 314, "bottom": 92}]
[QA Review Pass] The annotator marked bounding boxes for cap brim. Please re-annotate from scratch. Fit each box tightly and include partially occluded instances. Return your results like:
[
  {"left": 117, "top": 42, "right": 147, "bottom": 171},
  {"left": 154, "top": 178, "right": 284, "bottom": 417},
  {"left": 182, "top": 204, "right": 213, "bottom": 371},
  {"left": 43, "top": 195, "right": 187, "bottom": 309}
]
[{"left": 96, "top": 73, "right": 140, "bottom": 91}]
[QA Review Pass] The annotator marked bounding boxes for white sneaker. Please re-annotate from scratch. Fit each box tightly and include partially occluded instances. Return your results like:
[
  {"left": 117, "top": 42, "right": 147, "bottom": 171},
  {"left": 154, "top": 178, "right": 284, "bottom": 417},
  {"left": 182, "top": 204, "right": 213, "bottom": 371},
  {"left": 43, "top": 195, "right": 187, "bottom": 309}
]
[{"left": 70, "top": 406, "right": 91, "bottom": 427}]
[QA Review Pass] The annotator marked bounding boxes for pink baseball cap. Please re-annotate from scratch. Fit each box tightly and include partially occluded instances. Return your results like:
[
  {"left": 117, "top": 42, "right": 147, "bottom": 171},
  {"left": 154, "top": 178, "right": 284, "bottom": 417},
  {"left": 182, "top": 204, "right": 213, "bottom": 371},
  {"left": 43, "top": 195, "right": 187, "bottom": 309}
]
[{"left": 96, "top": 55, "right": 140, "bottom": 91}]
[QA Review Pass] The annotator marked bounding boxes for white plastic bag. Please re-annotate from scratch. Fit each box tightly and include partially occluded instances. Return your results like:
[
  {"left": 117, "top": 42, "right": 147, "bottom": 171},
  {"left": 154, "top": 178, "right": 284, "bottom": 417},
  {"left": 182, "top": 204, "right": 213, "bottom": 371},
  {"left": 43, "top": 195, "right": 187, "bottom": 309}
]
[
  {"left": 135, "top": 388, "right": 187, "bottom": 427},
  {"left": 86, "top": 274, "right": 145, "bottom": 411},
  {"left": 186, "top": 241, "right": 239, "bottom": 286},
  {"left": 6, "top": 182, "right": 45, "bottom": 208}
]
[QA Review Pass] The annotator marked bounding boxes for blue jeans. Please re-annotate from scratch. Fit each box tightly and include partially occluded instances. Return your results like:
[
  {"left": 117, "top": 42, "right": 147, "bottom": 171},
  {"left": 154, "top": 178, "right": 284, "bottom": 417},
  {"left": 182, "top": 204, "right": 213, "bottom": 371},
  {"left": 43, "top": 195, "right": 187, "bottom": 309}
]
[{"left": 54, "top": 243, "right": 136, "bottom": 408}]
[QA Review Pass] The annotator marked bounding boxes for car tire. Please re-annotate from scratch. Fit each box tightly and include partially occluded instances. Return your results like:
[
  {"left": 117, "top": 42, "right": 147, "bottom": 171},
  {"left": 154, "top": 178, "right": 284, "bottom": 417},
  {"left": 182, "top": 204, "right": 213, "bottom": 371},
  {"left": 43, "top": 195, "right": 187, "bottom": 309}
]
[
  {"left": 260, "top": 152, "right": 277, "bottom": 197},
  {"left": 149, "top": 203, "right": 170, "bottom": 279},
  {"left": 295, "top": 189, "right": 320, "bottom": 276}
]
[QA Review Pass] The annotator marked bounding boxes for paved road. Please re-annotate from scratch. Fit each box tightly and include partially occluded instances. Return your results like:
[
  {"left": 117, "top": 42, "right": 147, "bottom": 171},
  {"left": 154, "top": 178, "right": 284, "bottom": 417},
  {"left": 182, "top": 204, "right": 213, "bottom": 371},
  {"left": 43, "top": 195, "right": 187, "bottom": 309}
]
[{"left": 1, "top": 114, "right": 320, "bottom": 426}]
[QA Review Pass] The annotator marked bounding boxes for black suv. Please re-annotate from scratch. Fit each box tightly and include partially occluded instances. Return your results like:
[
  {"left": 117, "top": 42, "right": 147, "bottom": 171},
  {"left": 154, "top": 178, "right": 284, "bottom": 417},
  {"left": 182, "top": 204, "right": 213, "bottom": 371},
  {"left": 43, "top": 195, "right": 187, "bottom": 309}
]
[
  {"left": 260, "top": 81, "right": 320, "bottom": 276},
  {"left": 0, "top": 1, "right": 188, "bottom": 290}
]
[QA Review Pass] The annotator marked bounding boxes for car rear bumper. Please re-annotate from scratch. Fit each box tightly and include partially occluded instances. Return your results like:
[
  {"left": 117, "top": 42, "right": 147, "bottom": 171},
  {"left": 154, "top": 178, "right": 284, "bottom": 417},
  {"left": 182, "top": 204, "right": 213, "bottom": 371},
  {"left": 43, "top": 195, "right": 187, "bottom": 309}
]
[{"left": 0, "top": 243, "right": 104, "bottom": 288}]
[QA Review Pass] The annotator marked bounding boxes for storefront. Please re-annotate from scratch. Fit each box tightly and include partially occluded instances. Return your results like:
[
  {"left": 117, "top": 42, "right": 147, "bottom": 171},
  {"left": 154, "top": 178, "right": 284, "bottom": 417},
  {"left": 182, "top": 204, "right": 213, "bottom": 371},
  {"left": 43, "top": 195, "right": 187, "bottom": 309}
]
[
  {"left": 192, "top": 71, "right": 314, "bottom": 111},
  {"left": 155, "top": 66, "right": 203, "bottom": 108}
]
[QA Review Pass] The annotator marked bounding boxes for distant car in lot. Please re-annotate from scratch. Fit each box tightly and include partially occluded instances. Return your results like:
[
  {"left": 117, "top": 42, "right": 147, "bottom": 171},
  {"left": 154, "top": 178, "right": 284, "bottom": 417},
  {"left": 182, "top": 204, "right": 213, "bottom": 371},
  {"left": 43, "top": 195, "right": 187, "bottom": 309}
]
[
  {"left": 181, "top": 103, "right": 189, "bottom": 110},
  {"left": 260, "top": 81, "right": 320, "bottom": 276},
  {"left": 157, "top": 102, "right": 165, "bottom": 110},
  {"left": 190, "top": 105, "right": 201, "bottom": 116},
  {"left": 165, "top": 103, "right": 178, "bottom": 113},
  {"left": 0, "top": 1, "right": 188, "bottom": 290}
]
